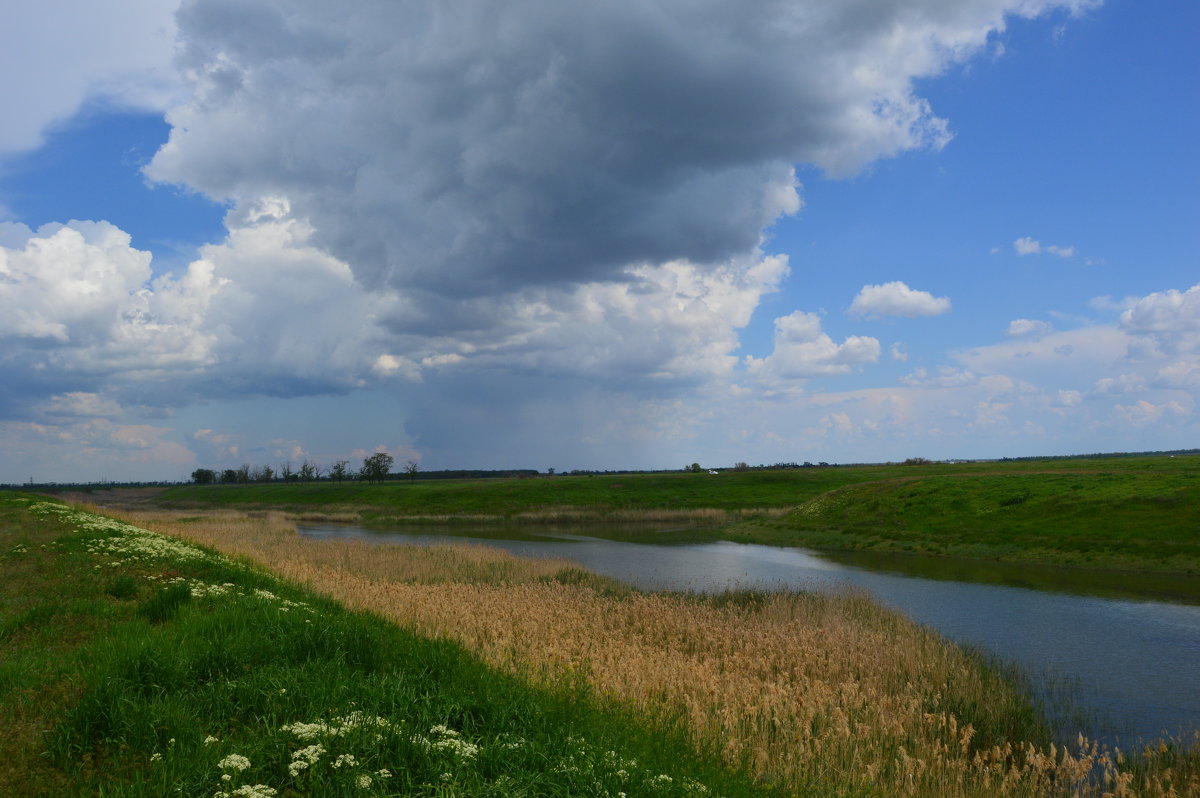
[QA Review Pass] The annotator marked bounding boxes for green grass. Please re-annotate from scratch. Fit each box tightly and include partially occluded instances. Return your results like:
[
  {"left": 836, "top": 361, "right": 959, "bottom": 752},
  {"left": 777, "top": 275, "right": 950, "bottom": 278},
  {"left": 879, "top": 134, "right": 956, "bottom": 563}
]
[
  {"left": 759, "top": 469, "right": 1200, "bottom": 575},
  {"left": 0, "top": 494, "right": 785, "bottom": 797},
  {"left": 149, "top": 456, "right": 1200, "bottom": 518}
]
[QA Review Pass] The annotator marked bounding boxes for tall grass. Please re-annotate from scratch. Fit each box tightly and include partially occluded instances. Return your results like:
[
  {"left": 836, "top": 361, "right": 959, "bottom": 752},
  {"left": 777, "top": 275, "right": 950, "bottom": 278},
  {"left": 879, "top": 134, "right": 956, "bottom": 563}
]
[{"left": 107, "top": 506, "right": 1200, "bottom": 797}]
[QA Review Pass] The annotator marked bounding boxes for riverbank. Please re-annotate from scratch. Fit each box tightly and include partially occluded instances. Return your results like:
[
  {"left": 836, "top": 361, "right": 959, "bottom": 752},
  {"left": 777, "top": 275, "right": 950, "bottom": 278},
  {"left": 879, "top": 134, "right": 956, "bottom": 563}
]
[
  {"left": 120, "top": 454, "right": 1200, "bottom": 578},
  {"left": 52, "top": 500, "right": 1200, "bottom": 796}
]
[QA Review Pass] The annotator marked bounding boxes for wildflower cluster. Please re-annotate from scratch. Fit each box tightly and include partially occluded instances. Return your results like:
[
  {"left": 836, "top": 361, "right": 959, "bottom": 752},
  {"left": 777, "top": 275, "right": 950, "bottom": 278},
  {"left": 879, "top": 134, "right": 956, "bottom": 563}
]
[
  {"left": 147, "top": 575, "right": 316, "bottom": 613},
  {"left": 281, "top": 710, "right": 397, "bottom": 741},
  {"left": 210, "top": 753, "right": 277, "bottom": 798},
  {"left": 410, "top": 724, "right": 480, "bottom": 761},
  {"left": 288, "top": 744, "right": 325, "bottom": 777},
  {"left": 250, "top": 587, "right": 313, "bottom": 613},
  {"left": 549, "top": 737, "right": 715, "bottom": 797},
  {"left": 29, "top": 503, "right": 211, "bottom": 566},
  {"left": 274, "top": 712, "right": 399, "bottom": 791},
  {"left": 215, "top": 785, "right": 277, "bottom": 798}
]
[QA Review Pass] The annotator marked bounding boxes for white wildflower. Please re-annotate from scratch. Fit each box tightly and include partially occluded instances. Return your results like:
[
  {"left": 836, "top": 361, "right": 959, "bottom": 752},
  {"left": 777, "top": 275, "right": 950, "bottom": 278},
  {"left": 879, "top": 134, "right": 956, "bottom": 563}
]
[
  {"left": 357, "top": 774, "right": 372, "bottom": 789},
  {"left": 219, "top": 754, "right": 251, "bottom": 772},
  {"left": 289, "top": 744, "right": 325, "bottom": 776},
  {"left": 220, "top": 785, "right": 276, "bottom": 798}
]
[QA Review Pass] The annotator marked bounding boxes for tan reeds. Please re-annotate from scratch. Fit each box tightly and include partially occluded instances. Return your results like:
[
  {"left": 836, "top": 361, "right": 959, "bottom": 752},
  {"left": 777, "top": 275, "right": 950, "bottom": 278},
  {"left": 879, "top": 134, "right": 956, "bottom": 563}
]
[
  {"left": 99, "top": 506, "right": 1199, "bottom": 798},
  {"left": 289, "top": 506, "right": 790, "bottom": 526}
]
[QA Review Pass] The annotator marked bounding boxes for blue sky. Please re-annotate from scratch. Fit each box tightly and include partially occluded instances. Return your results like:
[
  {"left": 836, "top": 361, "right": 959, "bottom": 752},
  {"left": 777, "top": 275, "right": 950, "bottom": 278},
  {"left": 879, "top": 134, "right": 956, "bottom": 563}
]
[{"left": 1, "top": 0, "right": 1197, "bottom": 483}]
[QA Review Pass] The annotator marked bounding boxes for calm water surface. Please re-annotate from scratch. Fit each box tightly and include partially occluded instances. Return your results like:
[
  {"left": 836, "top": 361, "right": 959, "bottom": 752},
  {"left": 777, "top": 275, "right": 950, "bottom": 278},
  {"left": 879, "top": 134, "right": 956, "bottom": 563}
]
[{"left": 298, "top": 523, "right": 1200, "bottom": 743}]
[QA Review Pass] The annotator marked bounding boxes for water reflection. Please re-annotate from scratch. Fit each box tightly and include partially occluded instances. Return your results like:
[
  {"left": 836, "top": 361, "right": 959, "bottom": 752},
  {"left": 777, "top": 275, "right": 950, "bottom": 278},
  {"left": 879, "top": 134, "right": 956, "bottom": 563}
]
[{"left": 298, "top": 523, "right": 1200, "bottom": 744}]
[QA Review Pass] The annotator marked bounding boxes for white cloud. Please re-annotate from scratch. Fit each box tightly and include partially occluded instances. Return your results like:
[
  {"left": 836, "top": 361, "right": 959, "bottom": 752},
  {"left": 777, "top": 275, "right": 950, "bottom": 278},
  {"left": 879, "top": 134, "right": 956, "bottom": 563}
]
[
  {"left": 745, "top": 311, "right": 880, "bottom": 386},
  {"left": 193, "top": 428, "right": 240, "bottom": 461},
  {"left": 0, "top": 209, "right": 396, "bottom": 420},
  {"left": 1006, "top": 318, "right": 1054, "bottom": 337},
  {"left": 0, "top": 418, "right": 196, "bottom": 483},
  {"left": 0, "top": 220, "right": 220, "bottom": 379},
  {"left": 955, "top": 326, "right": 1131, "bottom": 385},
  {"left": 1119, "top": 284, "right": 1200, "bottom": 335},
  {"left": 0, "top": 2, "right": 180, "bottom": 155},
  {"left": 848, "top": 281, "right": 951, "bottom": 320},
  {"left": 43, "top": 392, "right": 125, "bottom": 420},
  {"left": 1013, "top": 236, "right": 1076, "bottom": 257},
  {"left": 1114, "top": 399, "right": 1189, "bottom": 427},
  {"left": 1055, "top": 389, "right": 1082, "bottom": 407},
  {"left": 890, "top": 342, "right": 909, "bottom": 362},
  {"left": 1088, "top": 295, "right": 1139, "bottom": 312},
  {"left": 0, "top": 208, "right": 791, "bottom": 432},
  {"left": 1092, "top": 374, "right": 1148, "bottom": 395},
  {"left": 900, "top": 366, "right": 977, "bottom": 388},
  {"left": 1156, "top": 361, "right": 1200, "bottom": 388},
  {"left": 1014, "top": 236, "right": 1042, "bottom": 255}
]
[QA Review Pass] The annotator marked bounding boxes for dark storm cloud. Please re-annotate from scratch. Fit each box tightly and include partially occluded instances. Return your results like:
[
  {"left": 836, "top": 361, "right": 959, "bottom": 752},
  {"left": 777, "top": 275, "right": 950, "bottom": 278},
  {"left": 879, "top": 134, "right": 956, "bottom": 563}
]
[{"left": 148, "top": 0, "right": 1071, "bottom": 300}]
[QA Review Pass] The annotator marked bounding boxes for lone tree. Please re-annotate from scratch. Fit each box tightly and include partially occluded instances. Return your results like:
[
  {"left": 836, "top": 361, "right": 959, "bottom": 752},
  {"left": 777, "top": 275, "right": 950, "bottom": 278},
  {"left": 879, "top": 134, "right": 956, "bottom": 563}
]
[
  {"left": 361, "top": 452, "right": 394, "bottom": 483},
  {"left": 329, "top": 460, "right": 350, "bottom": 482},
  {"left": 403, "top": 459, "right": 420, "bottom": 482}
]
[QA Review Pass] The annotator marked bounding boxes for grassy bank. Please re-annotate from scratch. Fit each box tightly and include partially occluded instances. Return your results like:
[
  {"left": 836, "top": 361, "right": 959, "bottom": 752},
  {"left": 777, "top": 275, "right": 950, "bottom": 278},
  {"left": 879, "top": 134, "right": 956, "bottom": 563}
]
[
  {"left": 89, "top": 504, "right": 1200, "bottom": 796},
  {"left": 139, "top": 455, "right": 1200, "bottom": 576},
  {"left": 0, "top": 494, "right": 778, "bottom": 797},
  {"left": 754, "top": 468, "right": 1200, "bottom": 575}
]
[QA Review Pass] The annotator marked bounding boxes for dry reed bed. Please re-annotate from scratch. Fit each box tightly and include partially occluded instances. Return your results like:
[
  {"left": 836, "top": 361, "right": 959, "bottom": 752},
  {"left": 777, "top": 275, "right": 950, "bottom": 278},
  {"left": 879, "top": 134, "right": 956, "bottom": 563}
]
[
  {"left": 283, "top": 505, "right": 790, "bottom": 526},
  {"left": 103, "top": 507, "right": 1198, "bottom": 798}
]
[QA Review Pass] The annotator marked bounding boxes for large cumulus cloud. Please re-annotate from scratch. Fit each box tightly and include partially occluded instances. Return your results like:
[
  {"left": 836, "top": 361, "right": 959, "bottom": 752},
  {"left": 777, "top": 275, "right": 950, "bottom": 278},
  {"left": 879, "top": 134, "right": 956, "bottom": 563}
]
[
  {"left": 0, "top": 210, "right": 388, "bottom": 420},
  {"left": 0, "top": 206, "right": 787, "bottom": 418},
  {"left": 147, "top": 0, "right": 1092, "bottom": 310}
]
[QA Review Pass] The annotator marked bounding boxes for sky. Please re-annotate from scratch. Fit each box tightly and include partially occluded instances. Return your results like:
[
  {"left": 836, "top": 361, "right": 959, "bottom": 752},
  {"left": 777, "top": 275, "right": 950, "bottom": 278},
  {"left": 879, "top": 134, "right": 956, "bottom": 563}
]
[{"left": 0, "top": 0, "right": 1197, "bottom": 483}]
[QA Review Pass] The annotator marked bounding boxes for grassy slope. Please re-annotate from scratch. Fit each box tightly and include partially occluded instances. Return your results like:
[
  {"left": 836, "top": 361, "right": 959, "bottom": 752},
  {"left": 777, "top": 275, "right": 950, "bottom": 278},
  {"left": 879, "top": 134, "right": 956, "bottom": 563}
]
[
  {"left": 148, "top": 455, "right": 1200, "bottom": 575},
  {"left": 758, "top": 468, "right": 1200, "bottom": 573},
  {"left": 0, "top": 494, "right": 779, "bottom": 797}
]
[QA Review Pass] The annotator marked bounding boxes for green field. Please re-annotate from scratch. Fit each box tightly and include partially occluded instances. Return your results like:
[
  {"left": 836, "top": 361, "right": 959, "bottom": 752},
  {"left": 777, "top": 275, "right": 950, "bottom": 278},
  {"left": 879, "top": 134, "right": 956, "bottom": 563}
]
[{"left": 148, "top": 455, "right": 1200, "bottom": 577}]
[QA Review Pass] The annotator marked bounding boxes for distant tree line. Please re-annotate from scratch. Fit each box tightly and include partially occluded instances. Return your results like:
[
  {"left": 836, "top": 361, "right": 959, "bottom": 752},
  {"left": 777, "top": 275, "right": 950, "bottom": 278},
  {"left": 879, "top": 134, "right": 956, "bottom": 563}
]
[
  {"left": 188, "top": 456, "right": 548, "bottom": 485},
  {"left": 191, "top": 453, "right": 404, "bottom": 485}
]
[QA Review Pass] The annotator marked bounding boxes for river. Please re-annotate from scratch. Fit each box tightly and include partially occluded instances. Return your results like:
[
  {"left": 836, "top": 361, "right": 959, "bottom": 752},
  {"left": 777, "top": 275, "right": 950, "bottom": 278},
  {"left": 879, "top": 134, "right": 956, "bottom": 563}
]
[{"left": 297, "top": 522, "right": 1200, "bottom": 744}]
